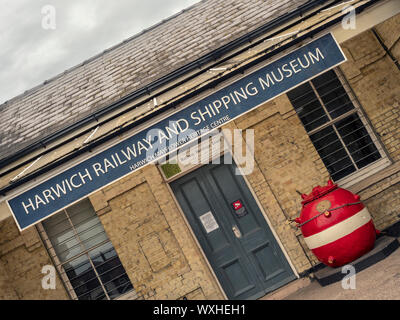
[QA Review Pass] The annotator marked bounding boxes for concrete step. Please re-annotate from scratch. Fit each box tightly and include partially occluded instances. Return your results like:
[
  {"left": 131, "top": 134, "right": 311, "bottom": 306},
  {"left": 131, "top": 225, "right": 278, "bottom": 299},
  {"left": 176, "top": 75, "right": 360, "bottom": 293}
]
[{"left": 258, "top": 277, "right": 311, "bottom": 300}]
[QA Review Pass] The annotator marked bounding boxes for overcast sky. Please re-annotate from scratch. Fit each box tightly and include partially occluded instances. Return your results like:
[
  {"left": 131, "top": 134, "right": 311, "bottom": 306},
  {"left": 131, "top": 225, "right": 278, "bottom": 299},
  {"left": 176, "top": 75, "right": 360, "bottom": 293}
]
[{"left": 0, "top": 0, "right": 199, "bottom": 104}]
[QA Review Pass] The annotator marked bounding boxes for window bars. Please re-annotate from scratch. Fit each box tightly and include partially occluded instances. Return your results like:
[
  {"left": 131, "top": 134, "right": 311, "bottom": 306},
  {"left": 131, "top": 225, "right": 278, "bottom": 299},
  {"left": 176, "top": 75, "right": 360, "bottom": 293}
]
[
  {"left": 37, "top": 199, "right": 134, "bottom": 300},
  {"left": 287, "top": 69, "right": 388, "bottom": 182}
]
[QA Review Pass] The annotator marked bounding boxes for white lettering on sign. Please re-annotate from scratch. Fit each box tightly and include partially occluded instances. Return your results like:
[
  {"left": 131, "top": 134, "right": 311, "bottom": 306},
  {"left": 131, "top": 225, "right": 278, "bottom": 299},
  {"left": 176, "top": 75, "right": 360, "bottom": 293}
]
[
  {"left": 21, "top": 168, "right": 93, "bottom": 214},
  {"left": 199, "top": 211, "right": 219, "bottom": 233},
  {"left": 9, "top": 33, "right": 346, "bottom": 231},
  {"left": 258, "top": 48, "right": 325, "bottom": 90}
]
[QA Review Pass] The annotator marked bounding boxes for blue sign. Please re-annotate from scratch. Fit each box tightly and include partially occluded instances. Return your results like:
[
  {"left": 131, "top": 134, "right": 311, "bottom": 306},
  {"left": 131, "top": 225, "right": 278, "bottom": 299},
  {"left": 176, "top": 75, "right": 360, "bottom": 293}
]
[{"left": 8, "top": 33, "right": 346, "bottom": 230}]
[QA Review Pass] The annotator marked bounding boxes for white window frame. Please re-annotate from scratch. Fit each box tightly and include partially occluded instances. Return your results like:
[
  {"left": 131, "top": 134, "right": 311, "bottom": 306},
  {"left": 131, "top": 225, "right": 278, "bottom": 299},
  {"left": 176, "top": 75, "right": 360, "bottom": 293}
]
[
  {"left": 37, "top": 201, "right": 135, "bottom": 300},
  {"left": 295, "top": 68, "right": 391, "bottom": 188}
]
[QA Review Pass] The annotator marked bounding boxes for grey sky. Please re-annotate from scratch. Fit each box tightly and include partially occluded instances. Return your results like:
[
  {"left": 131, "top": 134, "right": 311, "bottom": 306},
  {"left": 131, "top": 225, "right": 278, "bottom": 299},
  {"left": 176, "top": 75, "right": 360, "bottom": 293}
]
[{"left": 0, "top": 0, "right": 199, "bottom": 104}]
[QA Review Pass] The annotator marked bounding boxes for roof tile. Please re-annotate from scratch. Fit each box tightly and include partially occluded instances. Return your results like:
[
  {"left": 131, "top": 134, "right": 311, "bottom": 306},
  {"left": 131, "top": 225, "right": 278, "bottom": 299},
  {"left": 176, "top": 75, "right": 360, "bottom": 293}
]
[{"left": 0, "top": 0, "right": 308, "bottom": 161}]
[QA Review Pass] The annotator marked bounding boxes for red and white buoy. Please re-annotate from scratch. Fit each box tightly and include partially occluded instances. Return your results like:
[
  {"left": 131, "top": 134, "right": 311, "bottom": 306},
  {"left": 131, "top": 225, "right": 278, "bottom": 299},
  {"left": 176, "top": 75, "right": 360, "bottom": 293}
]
[{"left": 295, "top": 180, "right": 378, "bottom": 267}]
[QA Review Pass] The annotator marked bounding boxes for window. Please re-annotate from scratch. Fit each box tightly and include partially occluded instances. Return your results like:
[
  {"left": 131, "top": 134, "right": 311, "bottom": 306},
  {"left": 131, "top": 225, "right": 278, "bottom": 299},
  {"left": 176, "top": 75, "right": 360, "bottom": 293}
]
[
  {"left": 287, "top": 69, "right": 389, "bottom": 183},
  {"left": 37, "top": 199, "right": 134, "bottom": 300}
]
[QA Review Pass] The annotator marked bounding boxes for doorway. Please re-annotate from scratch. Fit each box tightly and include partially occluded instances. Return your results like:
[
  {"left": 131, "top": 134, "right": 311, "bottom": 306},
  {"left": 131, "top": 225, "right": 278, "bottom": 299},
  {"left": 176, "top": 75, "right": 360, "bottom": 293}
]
[{"left": 170, "top": 159, "right": 295, "bottom": 299}]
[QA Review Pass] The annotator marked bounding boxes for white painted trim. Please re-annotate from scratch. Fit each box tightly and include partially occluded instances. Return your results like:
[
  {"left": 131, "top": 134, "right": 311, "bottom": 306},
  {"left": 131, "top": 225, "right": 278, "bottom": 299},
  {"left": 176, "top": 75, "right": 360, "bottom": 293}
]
[
  {"left": 338, "top": 158, "right": 392, "bottom": 189},
  {"left": 321, "top": 0, "right": 355, "bottom": 12},
  {"left": 332, "top": 0, "right": 400, "bottom": 44},
  {"left": 304, "top": 207, "right": 372, "bottom": 249},
  {"left": 333, "top": 68, "right": 392, "bottom": 188}
]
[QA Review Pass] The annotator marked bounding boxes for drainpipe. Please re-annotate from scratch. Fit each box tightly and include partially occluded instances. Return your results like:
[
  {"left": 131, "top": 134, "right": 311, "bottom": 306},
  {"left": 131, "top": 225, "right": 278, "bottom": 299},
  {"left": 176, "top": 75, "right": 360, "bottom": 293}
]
[{"left": 371, "top": 27, "right": 400, "bottom": 71}]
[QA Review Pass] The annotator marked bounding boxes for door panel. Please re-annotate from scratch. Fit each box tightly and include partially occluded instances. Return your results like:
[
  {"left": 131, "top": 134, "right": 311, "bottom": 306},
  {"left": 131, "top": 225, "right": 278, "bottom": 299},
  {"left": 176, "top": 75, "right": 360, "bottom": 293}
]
[
  {"left": 251, "top": 242, "right": 284, "bottom": 281},
  {"left": 171, "top": 160, "right": 295, "bottom": 299},
  {"left": 221, "top": 258, "right": 255, "bottom": 297},
  {"left": 179, "top": 178, "right": 230, "bottom": 253}
]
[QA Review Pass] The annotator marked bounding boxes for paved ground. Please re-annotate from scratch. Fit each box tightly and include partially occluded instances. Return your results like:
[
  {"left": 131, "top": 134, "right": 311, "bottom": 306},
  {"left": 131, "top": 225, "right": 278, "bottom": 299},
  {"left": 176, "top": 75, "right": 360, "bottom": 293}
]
[{"left": 284, "top": 240, "right": 400, "bottom": 300}]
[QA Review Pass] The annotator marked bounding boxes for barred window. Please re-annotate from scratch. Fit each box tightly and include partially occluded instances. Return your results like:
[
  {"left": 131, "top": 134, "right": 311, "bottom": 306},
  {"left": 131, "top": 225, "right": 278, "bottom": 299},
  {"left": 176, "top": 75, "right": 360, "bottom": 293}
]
[
  {"left": 37, "top": 199, "right": 134, "bottom": 300},
  {"left": 287, "top": 69, "right": 388, "bottom": 183}
]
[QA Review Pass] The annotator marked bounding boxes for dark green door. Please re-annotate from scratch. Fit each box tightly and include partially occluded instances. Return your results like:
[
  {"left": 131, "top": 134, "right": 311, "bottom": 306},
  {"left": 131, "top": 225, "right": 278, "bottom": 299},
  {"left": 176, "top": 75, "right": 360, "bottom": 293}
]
[{"left": 170, "top": 160, "right": 296, "bottom": 300}]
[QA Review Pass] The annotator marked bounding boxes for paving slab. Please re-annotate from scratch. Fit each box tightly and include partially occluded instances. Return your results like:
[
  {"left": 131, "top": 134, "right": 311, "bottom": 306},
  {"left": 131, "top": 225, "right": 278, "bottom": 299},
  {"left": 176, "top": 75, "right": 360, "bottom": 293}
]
[
  {"left": 314, "top": 236, "right": 399, "bottom": 286},
  {"left": 284, "top": 239, "right": 400, "bottom": 300}
]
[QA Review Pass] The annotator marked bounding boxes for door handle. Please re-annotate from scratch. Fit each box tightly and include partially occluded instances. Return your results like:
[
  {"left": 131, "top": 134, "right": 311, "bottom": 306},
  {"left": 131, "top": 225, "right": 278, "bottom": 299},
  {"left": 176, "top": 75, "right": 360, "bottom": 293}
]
[{"left": 232, "top": 225, "right": 242, "bottom": 238}]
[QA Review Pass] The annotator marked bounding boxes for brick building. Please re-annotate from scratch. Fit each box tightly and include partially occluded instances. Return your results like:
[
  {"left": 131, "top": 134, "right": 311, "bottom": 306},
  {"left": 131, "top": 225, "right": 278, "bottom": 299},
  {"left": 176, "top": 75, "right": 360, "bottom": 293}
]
[{"left": 0, "top": 0, "right": 399, "bottom": 300}]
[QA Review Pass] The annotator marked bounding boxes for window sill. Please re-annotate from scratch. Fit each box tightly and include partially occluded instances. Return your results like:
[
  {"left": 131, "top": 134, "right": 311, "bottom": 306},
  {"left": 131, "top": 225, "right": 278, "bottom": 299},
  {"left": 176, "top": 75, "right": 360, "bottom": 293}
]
[
  {"left": 115, "top": 289, "right": 139, "bottom": 300},
  {"left": 337, "top": 158, "right": 391, "bottom": 189},
  {"left": 346, "top": 161, "right": 400, "bottom": 198}
]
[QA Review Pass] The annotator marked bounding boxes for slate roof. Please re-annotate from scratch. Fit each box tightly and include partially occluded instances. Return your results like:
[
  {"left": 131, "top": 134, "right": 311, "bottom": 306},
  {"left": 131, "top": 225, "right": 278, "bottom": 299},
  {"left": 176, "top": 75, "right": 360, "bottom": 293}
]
[{"left": 0, "top": 0, "right": 310, "bottom": 161}]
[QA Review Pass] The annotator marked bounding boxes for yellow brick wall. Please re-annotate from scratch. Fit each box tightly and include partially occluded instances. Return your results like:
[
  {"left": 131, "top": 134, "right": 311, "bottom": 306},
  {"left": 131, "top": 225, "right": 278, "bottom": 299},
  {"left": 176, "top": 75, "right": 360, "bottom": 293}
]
[
  {"left": 0, "top": 259, "right": 18, "bottom": 299},
  {"left": 340, "top": 30, "right": 400, "bottom": 163},
  {"left": 231, "top": 96, "right": 325, "bottom": 268},
  {"left": 89, "top": 165, "right": 224, "bottom": 300},
  {"left": 0, "top": 217, "right": 69, "bottom": 299},
  {"left": 374, "top": 13, "right": 400, "bottom": 68},
  {"left": 364, "top": 183, "right": 400, "bottom": 230},
  {"left": 230, "top": 15, "right": 400, "bottom": 267},
  {"left": 339, "top": 15, "right": 400, "bottom": 231}
]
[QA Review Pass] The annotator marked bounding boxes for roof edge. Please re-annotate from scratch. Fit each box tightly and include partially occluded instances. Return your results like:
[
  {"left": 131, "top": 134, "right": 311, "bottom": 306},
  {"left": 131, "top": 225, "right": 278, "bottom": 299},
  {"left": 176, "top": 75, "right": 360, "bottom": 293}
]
[
  {"left": 0, "top": 0, "right": 384, "bottom": 196},
  {"left": 0, "top": 0, "right": 339, "bottom": 169}
]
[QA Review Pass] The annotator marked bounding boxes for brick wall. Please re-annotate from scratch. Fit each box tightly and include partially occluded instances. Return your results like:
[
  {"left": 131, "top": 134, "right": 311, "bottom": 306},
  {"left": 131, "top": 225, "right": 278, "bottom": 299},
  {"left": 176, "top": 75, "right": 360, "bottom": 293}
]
[
  {"left": 374, "top": 12, "right": 400, "bottom": 67},
  {"left": 0, "top": 163, "right": 225, "bottom": 300},
  {"left": 0, "top": 216, "right": 68, "bottom": 299},
  {"left": 339, "top": 14, "right": 400, "bottom": 230},
  {"left": 364, "top": 182, "right": 400, "bottom": 231},
  {"left": 88, "top": 165, "right": 224, "bottom": 300},
  {"left": 231, "top": 14, "right": 400, "bottom": 267},
  {"left": 232, "top": 96, "right": 327, "bottom": 268},
  {"left": 340, "top": 29, "right": 400, "bottom": 164}
]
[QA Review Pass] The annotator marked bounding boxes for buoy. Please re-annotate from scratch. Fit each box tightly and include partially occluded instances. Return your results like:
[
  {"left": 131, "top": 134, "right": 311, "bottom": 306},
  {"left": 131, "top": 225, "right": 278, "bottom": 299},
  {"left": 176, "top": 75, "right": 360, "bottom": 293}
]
[{"left": 295, "top": 180, "right": 377, "bottom": 267}]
